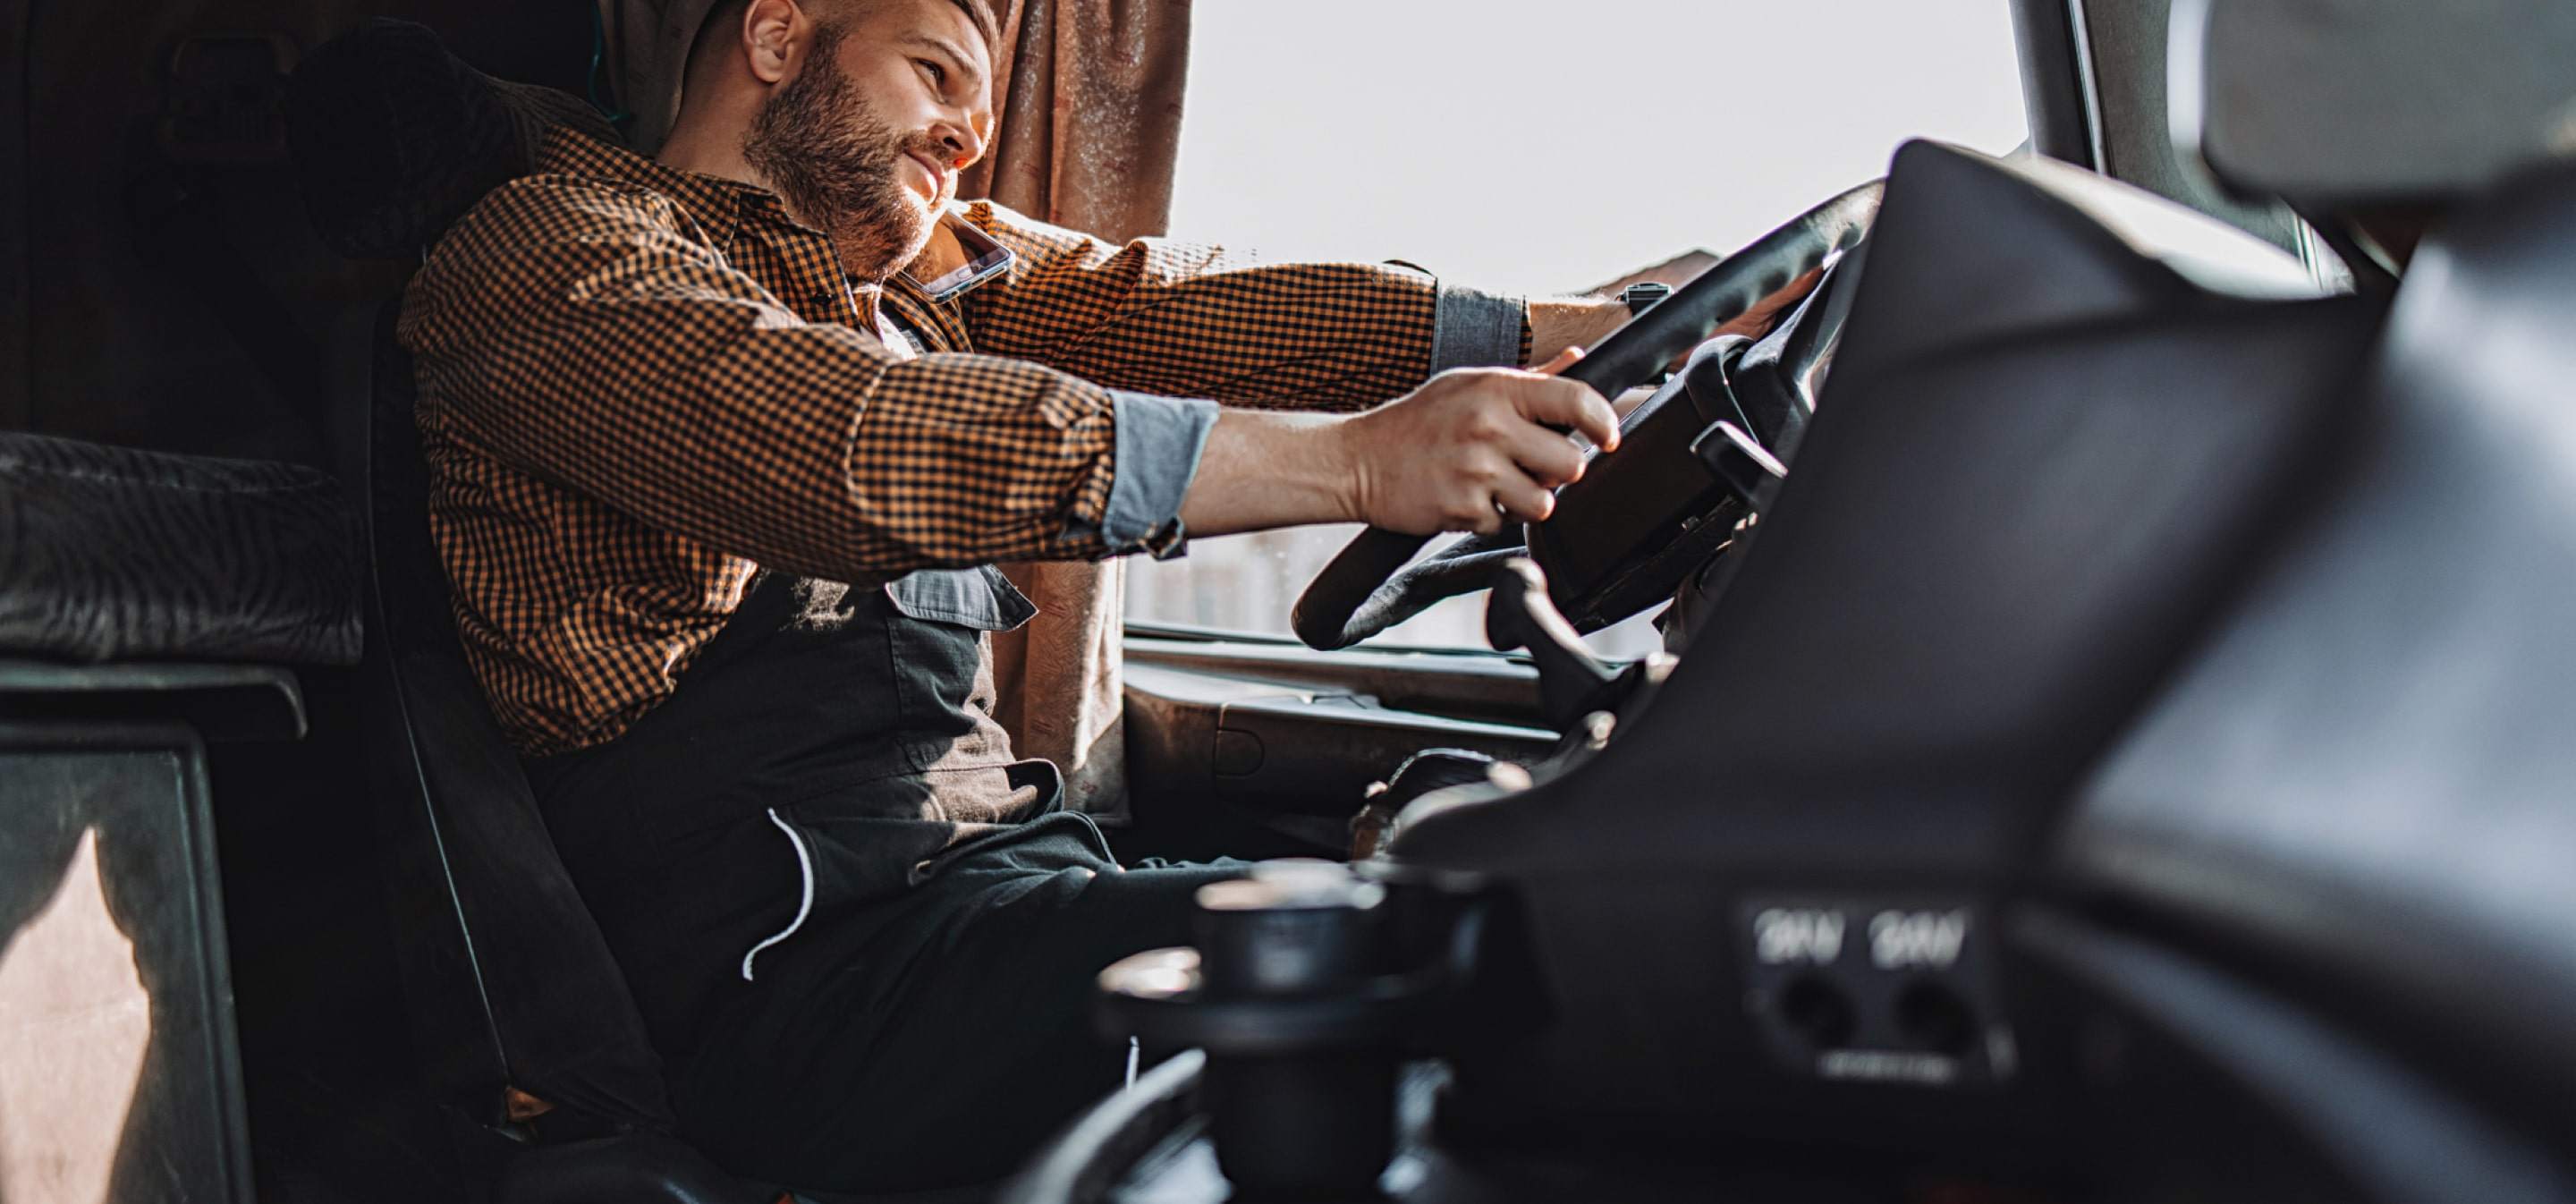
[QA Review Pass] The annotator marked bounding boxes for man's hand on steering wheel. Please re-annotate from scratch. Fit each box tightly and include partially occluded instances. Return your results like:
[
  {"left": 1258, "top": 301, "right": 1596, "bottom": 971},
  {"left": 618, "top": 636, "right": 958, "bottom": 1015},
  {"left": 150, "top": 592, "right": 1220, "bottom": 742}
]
[
  {"left": 1178, "top": 271, "right": 1818, "bottom": 548},
  {"left": 1335, "top": 360, "right": 1621, "bottom": 535},
  {"left": 1290, "top": 179, "right": 1883, "bottom": 651},
  {"left": 1174, "top": 360, "right": 1619, "bottom": 540}
]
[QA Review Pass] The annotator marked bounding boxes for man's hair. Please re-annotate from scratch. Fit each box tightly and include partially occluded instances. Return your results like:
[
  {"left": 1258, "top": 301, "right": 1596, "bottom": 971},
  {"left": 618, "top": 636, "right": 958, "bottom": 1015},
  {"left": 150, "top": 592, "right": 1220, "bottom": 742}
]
[{"left": 686, "top": 0, "right": 1001, "bottom": 83}]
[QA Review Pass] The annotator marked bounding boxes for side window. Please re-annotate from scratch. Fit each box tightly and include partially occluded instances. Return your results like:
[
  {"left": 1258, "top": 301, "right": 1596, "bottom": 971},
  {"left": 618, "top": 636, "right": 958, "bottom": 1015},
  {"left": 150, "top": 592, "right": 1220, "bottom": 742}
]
[{"left": 1128, "top": 2, "right": 2029, "bottom": 656}]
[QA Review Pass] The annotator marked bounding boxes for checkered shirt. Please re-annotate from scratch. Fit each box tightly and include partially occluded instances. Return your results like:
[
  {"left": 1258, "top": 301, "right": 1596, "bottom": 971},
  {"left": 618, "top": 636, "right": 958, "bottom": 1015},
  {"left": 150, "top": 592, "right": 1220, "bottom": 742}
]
[{"left": 397, "top": 128, "right": 1521, "bottom": 754}]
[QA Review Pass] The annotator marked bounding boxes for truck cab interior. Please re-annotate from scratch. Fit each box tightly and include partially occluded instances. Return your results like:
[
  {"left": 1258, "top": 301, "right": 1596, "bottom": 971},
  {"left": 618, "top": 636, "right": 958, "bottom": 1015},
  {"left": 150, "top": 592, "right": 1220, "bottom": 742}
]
[{"left": 2, "top": 2, "right": 2572, "bottom": 1203}]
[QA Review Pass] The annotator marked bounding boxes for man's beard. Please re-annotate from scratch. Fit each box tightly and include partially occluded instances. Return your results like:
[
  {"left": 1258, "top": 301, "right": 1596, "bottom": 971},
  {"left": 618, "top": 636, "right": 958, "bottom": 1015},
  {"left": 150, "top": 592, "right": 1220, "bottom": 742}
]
[{"left": 741, "top": 22, "right": 950, "bottom": 281}]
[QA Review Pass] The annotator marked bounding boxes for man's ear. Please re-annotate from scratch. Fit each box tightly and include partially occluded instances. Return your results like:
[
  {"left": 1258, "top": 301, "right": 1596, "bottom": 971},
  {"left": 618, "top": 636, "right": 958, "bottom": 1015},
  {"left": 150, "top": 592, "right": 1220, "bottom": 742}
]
[{"left": 742, "top": 0, "right": 803, "bottom": 86}]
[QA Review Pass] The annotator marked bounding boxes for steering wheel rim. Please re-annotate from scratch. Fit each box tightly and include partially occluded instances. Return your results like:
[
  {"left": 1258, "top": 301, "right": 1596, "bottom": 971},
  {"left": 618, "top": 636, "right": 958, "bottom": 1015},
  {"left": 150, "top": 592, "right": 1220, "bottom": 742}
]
[{"left": 1290, "top": 181, "right": 1883, "bottom": 651}]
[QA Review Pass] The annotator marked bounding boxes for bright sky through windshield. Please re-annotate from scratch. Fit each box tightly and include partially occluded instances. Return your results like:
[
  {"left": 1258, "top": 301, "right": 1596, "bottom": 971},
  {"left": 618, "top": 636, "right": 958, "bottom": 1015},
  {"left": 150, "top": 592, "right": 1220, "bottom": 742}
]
[
  {"left": 1171, "top": 0, "right": 2030, "bottom": 297},
  {"left": 1137, "top": 0, "right": 2030, "bottom": 651}
]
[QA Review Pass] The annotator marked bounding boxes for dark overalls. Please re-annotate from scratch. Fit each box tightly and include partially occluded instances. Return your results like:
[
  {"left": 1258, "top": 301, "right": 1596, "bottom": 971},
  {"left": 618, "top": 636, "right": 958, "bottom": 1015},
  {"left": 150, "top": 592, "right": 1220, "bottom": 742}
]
[{"left": 529, "top": 564, "right": 1241, "bottom": 1192}]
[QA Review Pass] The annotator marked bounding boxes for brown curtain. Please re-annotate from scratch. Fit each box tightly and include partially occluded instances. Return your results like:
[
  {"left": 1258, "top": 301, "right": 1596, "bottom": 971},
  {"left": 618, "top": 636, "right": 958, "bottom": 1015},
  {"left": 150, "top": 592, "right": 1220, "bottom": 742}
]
[{"left": 958, "top": 0, "right": 1195, "bottom": 820}]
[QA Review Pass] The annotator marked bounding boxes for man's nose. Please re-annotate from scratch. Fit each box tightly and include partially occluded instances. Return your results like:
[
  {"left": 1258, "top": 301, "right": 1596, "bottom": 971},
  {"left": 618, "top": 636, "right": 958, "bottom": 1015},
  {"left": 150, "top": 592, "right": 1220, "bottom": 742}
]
[{"left": 932, "top": 113, "right": 987, "bottom": 170}]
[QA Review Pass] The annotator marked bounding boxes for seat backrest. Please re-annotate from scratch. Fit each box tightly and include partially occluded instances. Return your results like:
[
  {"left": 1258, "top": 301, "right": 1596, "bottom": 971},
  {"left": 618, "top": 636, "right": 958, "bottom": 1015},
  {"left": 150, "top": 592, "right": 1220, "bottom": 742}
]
[
  {"left": 290, "top": 20, "right": 674, "bottom": 1135},
  {"left": 359, "top": 302, "right": 675, "bottom": 1135}
]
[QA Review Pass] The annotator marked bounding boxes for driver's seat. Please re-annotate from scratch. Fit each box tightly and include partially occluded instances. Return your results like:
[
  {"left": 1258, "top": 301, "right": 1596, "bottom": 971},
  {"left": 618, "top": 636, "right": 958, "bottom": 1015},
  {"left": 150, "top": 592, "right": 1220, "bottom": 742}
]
[{"left": 293, "top": 20, "right": 781, "bottom": 1203}]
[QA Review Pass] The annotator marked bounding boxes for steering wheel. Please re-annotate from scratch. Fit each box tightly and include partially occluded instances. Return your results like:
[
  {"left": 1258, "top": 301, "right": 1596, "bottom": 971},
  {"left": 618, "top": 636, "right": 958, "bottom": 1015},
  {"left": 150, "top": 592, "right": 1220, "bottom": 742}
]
[{"left": 1290, "top": 182, "right": 1884, "bottom": 651}]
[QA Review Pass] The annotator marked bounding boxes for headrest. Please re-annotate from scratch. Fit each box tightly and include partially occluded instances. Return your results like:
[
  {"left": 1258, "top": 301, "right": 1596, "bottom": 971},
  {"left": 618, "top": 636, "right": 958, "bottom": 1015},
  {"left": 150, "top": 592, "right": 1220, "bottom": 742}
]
[
  {"left": 595, "top": 0, "right": 718, "bottom": 158},
  {"left": 284, "top": 20, "right": 622, "bottom": 259},
  {"left": 2174, "top": 0, "right": 2576, "bottom": 208}
]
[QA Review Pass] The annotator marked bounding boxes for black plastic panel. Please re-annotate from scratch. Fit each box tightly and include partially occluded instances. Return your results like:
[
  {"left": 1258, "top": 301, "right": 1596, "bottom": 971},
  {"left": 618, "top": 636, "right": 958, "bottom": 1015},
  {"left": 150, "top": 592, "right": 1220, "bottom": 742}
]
[
  {"left": 2055, "top": 159, "right": 2576, "bottom": 1132},
  {"left": 1392, "top": 141, "right": 2384, "bottom": 1154}
]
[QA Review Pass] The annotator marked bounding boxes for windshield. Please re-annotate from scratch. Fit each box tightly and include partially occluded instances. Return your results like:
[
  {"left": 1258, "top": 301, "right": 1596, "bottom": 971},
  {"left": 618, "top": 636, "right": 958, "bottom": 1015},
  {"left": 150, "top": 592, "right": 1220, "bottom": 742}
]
[{"left": 1129, "top": 1, "right": 2031, "bottom": 656}]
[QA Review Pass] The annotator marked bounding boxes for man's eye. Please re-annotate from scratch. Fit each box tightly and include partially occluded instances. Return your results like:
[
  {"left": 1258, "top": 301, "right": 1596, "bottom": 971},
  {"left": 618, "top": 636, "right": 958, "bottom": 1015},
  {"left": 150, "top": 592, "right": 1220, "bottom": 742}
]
[{"left": 918, "top": 59, "right": 947, "bottom": 87}]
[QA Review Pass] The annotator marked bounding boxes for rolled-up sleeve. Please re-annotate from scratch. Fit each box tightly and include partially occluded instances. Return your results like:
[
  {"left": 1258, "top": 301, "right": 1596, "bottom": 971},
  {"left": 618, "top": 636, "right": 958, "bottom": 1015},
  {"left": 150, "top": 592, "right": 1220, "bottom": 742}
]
[
  {"left": 1092, "top": 392, "right": 1218, "bottom": 558},
  {"left": 1430, "top": 280, "right": 1532, "bottom": 372}
]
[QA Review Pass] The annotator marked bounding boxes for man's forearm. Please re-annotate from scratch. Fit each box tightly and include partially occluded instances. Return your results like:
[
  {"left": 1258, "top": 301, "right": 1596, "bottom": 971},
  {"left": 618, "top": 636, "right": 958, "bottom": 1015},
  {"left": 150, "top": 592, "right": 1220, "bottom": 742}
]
[
  {"left": 1173, "top": 368, "right": 1618, "bottom": 544},
  {"left": 1525, "top": 297, "right": 1631, "bottom": 367},
  {"left": 1523, "top": 268, "right": 1826, "bottom": 370},
  {"left": 1175, "top": 409, "right": 1358, "bottom": 538}
]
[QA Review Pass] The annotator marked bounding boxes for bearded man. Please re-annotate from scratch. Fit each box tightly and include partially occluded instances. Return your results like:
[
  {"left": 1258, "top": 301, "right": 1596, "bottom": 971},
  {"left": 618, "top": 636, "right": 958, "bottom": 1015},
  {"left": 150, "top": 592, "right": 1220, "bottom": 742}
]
[{"left": 398, "top": 0, "right": 1792, "bottom": 1191}]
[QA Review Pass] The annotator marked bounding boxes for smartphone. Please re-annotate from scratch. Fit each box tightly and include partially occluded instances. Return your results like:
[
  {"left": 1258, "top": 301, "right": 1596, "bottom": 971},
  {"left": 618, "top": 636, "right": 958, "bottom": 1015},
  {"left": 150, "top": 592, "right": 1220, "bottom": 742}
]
[{"left": 917, "top": 220, "right": 1015, "bottom": 302}]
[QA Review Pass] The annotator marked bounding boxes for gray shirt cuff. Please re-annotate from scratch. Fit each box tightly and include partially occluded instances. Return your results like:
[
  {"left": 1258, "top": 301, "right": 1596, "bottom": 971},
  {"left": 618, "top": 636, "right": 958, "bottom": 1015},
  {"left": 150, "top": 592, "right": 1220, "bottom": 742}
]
[
  {"left": 1089, "top": 391, "right": 1219, "bottom": 559},
  {"left": 1429, "top": 282, "right": 1530, "bottom": 372}
]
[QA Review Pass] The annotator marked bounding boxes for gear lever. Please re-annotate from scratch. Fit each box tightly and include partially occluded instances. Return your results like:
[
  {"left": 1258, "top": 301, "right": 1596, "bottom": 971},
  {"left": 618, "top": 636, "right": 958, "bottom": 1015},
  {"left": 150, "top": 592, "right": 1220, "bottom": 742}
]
[
  {"left": 1691, "top": 420, "right": 1787, "bottom": 512},
  {"left": 1485, "top": 559, "right": 1616, "bottom": 729}
]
